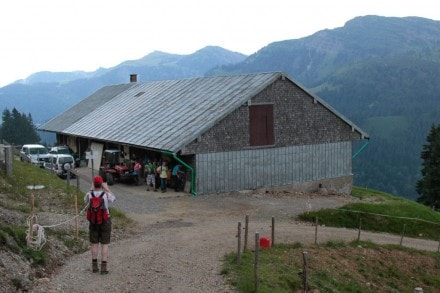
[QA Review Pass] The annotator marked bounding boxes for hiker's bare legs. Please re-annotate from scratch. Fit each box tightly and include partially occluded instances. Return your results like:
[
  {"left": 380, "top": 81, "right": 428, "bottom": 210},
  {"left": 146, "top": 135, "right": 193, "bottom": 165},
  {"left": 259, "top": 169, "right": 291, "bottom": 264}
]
[
  {"left": 91, "top": 243, "right": 108, "bottom": 261},
  {"left": 101, "top": 244, "right": 109, "bottom": 262},
  {"left": 91, "top": 243, "right": 99, "bottom": 259}
]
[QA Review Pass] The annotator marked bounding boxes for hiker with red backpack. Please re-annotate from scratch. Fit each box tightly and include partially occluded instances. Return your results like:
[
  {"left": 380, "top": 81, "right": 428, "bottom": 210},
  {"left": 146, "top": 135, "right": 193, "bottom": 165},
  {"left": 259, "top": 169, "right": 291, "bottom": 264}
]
[{"left": 84, "top": 175, "right": 116, "bottom": 274}]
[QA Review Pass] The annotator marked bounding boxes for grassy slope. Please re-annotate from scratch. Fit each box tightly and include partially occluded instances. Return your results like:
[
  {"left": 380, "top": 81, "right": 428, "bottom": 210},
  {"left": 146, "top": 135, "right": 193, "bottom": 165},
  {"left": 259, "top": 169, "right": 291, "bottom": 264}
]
[
  {"left": 223, "top": 187, "right": 440, "bottom": 292},
  {"left": 0, "top": 158, "right": 131, "bottom": 291},
  {"left": 223, "top": 240, "right": 440, "bottom": 293},
  {"left": 298, "top": 187, "right": 440, "bottom": 240}
]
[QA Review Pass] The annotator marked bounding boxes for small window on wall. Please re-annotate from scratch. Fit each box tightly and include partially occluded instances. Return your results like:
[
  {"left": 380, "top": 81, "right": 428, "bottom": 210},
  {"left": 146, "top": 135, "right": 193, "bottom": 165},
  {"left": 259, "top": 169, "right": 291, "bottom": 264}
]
[{"left": 249, "top": 104, "right": 274, "bottom": 146}]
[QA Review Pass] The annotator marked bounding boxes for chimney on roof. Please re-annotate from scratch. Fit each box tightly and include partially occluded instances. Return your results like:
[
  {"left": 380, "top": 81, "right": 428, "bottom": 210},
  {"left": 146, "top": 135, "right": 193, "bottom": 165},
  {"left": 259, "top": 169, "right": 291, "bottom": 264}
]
[{"left": 130, "top": 74, "right": 137, "bottom": 83}]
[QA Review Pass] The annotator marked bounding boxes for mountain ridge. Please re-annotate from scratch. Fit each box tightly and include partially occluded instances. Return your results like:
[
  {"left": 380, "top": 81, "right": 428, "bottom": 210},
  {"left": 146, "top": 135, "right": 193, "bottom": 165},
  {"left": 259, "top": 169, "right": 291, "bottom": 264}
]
[{"left": 0, "top": 46, "right": 247, "bottom": 124}]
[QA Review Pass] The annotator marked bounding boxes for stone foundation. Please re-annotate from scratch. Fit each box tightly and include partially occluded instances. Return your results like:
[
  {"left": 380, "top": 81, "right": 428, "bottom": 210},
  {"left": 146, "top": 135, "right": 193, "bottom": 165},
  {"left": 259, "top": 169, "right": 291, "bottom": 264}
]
[{"left": 256, "top": 176, "right": 353, "bottom": 196}]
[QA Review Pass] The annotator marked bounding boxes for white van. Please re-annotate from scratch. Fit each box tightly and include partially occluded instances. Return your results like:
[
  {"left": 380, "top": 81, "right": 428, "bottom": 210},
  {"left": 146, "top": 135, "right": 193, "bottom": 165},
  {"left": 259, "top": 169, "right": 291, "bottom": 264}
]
[
  {"left": 20, "top": 144, "right": 51, "bottom": 167},
  {"left": 45, "top": 154, "right": 76, "bottom": 178}
]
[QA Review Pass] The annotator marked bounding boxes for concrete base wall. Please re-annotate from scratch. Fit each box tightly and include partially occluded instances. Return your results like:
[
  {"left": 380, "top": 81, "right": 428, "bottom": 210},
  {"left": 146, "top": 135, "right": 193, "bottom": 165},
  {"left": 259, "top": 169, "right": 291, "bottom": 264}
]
[{"left": 255, "top": 175, "right": 353, "bottom": 196}]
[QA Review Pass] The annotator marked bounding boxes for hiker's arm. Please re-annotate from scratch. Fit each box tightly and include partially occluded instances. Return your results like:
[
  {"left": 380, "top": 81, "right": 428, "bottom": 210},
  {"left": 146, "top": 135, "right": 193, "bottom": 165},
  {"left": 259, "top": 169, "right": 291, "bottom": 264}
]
[
  {"left": 102, "top": 182, "right": 110, "bottom": 193},
  {"left": 84, "top": 192, "right": 90, "bottom": 204},
  {"left": 102, "top": 182, "right": 116, "bottom": 203}
]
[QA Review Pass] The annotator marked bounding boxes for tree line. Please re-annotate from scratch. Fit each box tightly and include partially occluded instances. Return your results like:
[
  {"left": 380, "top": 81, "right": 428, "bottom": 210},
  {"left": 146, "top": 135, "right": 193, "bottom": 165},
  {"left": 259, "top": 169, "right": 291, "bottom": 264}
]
[
  {"left": 416, "top": 124, "right": 440, "bottom": 209},
  {"left": 0, "top": 107, "right": 40, "bottom": 145}
]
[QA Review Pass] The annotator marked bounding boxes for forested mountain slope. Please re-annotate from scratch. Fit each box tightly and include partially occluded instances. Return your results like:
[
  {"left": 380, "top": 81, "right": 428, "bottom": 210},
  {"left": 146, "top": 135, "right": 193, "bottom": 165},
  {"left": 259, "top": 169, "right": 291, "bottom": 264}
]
[{"left": 208, "top": 16, "right": 440, "bottom": 199}]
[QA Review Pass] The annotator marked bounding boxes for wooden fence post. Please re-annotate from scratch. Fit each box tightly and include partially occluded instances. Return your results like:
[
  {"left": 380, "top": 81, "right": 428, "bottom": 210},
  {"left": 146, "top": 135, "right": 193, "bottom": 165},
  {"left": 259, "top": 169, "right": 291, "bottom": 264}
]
[
  {"left": 74, "top": 192, "right": 78, "bottom": 241},
  {"left": 28, "top": 193, "right": 35, "bottom": 247},
  {"left": 244, "top": 214, "right": 249, "bottom": 252},
  {"left": 400, "top": 224, "right": 406, "bottom": 246},
  {"left": 254, "top": 232, "right": 260, "bottom": 292},
  {"left": 271, "top": 216, "right": 275, "bottom": 247},
  {"left": 357, "top": 217, "right": 362, "bottom": 242},
  {"left": 67, "top": 170, "right": 71, "bottom": 185},
  {"left": 5, "top": 145, "right": 13, "bottom": 177},
  {"left": 302, "top": 251, "right": 308, "bottom": 293},
  {"left": 237, "top": 222, "right": 241, "bottom": 264},
  {"left": 314, "top": 217, "right": 318, "bottom": 244}
]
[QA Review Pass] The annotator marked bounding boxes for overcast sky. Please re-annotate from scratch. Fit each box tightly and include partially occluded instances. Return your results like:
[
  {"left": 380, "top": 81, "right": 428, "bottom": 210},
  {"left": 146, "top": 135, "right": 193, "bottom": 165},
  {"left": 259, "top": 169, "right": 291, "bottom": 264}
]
[{"left": 0, "top": 0, "right": 439, "bottom": 88}]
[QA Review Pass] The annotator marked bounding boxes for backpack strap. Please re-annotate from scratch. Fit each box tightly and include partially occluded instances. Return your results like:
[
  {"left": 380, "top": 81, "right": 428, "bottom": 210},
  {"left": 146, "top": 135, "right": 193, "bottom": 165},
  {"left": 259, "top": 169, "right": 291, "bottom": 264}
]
[
  {"left": 90, "top": 190, "right": 105, "bottom": 197},
  {"left": 99, "top": 191, "right": 109, "bottom": 209},
  {"left": 88, "top": 191, "right": 106, "bottom": 205}
]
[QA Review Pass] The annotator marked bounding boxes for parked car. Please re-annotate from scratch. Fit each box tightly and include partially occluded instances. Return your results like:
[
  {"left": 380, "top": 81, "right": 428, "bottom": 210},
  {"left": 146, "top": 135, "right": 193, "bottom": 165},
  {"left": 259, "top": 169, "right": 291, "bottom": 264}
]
[
  {"left": 20, "top": 144, "right": 51, "bottom": 167},
  {"left": 45, "top": 154, "right": 76, "bottom": 178},
  {"left": 49, "top": 146, "right": 80, "bottom": 167}
]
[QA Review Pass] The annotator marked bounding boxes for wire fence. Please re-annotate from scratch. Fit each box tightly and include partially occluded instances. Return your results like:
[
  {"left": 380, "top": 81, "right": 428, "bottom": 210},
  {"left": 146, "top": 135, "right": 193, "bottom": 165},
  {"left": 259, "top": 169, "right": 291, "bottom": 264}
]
[
  {"left": 235, "top": 212, "right": 440, "bottom": 292},
  {"left": 236, "top": 211, "right": 440, "bottom": 258},
  {"left": 25, "top": 170, "right": 87, "bottom": 250}
]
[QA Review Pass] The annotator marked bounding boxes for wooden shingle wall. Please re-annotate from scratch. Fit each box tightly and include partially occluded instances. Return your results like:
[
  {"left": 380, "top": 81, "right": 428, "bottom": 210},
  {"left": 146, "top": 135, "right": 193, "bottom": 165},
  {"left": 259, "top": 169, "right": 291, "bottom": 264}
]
[
  {"left": 182, "top": 78, "right": 361, "bottom": 155},
  {"left": 183, "top": 78, "right": 361, "bottom": 194}
]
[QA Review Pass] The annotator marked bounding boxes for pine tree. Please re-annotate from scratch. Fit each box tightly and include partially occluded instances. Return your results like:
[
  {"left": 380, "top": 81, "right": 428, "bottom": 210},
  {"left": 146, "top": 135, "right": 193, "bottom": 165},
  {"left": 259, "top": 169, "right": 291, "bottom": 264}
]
[
  {"left": 0, "top": 107, "right": 40, "bottom": 145},
  {"left": 416, "top": 124, "right": 440, "bottom": 209}
]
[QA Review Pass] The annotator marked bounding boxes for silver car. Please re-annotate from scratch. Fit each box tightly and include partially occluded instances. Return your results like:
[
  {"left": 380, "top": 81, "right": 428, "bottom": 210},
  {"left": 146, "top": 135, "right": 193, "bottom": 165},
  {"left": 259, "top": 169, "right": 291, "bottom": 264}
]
[{"left": 20, "top": 144, "right": 51, "bottom": 167}]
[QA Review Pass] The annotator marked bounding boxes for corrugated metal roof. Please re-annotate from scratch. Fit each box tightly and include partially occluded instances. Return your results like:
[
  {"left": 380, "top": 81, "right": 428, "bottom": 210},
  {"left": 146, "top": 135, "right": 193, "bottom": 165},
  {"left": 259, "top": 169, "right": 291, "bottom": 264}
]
[
  {"left": 40, "top": 84, "right": 134, "bottom": 132},
  {"left": 39, "top": 72, "right": 368, "bottom": 153}
]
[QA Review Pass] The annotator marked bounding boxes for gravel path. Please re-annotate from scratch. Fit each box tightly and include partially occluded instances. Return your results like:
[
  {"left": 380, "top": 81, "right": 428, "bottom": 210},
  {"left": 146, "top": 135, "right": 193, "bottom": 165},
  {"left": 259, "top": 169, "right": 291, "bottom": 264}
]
[{"left": 31, "top": 168, "right": 440, "bottom": 293}]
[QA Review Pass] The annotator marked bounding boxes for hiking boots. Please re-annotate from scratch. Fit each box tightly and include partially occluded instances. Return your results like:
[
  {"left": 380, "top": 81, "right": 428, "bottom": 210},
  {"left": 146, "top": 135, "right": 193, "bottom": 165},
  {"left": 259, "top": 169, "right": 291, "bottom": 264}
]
[
  {"left": 92, "top": 259, "right": 99, "bottom": 273},
  {"left": 100, "top": 261, "right": 109, "bottom": 274},
  {"left": 93, "top": 259, "right": 109, "bottom": 274}
]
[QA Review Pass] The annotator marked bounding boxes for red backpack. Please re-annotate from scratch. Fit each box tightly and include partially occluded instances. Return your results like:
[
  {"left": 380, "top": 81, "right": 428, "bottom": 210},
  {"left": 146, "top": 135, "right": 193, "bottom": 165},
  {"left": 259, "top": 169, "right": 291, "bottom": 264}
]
[{"left": 86, "top": 191, "right": 109, "bottom": 224}]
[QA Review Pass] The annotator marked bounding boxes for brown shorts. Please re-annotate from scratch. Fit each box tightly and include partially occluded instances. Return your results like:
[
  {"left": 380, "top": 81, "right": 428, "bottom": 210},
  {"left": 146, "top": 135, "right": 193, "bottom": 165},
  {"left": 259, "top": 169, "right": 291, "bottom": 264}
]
[{"left": 89, "top": 220, "right": 112, "bottom": 244}]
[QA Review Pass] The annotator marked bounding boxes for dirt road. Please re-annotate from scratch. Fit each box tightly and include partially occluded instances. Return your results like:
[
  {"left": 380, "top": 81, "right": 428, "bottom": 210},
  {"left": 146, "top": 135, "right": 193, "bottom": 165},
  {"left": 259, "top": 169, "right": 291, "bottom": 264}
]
[{"left": 31, "top": 168, "right": 439, "bottom": 292}]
